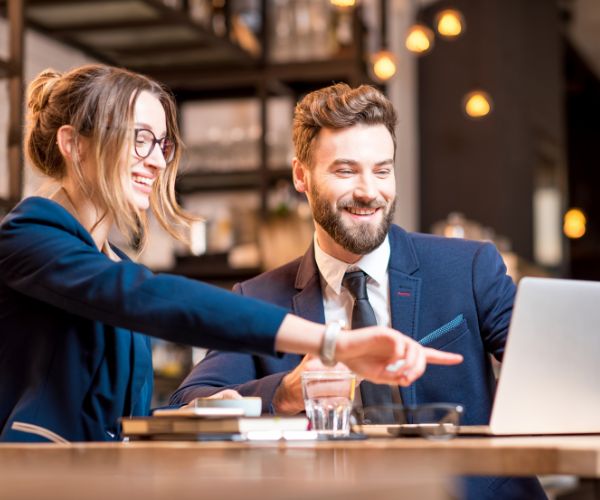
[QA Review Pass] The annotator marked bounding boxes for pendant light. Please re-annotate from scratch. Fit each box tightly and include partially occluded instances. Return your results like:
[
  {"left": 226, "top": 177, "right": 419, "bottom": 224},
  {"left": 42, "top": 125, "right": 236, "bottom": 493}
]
[{"left": 372, "top": 0, "right": 397, "bottom": 81}]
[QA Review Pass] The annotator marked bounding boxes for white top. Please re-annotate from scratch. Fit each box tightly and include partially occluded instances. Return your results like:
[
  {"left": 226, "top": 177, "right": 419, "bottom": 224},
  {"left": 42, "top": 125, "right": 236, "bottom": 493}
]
[{"left": 313, "top": 233, "right": 391, "bottom": 329}]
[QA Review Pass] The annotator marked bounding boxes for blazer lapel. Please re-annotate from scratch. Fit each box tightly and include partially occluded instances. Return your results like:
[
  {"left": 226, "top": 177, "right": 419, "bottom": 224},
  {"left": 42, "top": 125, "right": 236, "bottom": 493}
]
[
  {"left": 388, "top": 225, "right": 422, "bottom": 406},
  {"left": 292, "top": 244, "right": 326, "bottom": 324},
  {"left": 389, "top": 270, "right": 421, "bottom": 341}
]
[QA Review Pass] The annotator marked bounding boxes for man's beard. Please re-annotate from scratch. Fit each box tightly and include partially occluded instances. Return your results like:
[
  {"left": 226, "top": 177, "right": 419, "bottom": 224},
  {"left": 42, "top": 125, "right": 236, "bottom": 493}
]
[{"left": 310, "top": 184, "right": 395, "bottom": 255}]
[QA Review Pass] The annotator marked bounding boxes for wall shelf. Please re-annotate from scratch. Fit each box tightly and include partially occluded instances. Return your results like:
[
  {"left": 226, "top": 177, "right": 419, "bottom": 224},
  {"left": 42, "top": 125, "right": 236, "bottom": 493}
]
[
  {"left": 5, "top": 0, "right": 256, "bottom": 85},
  {"left": 2, "top": 0, "right": 375, "bottom": 269},
  {"left": 2, "top": 0, "right": 374, "bottom": 197},
  {"left": 168, "top": 253, "right": 261, "bottom": 289},
  {"left": 153, "top": 54, "right": 371, "bottom": 97},
  {"left": 1, "top": 0, "right": 372, "bottom": 96},
  {"left": 177, "top": 167, "right": 291, "bottom": 194}
]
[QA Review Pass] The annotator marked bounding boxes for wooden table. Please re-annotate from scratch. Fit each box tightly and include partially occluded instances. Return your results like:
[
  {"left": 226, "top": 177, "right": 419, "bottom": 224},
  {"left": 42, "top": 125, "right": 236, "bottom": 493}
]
[{"left": 2, "top": 436, "right": 600, "bottom": 499}]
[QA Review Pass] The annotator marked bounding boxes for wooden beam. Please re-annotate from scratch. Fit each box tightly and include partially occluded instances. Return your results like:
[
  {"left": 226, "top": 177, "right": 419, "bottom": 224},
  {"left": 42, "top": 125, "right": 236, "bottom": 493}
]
[
  {"left": 141, "top": 0, "right": 252, "bottom": 61},
  {"left": 24, "top": 18, "right": 118, "bottom": 65},
  {"left": 25, "top": 0, "right": 124, "bottom": 5},
  {"left": 106, "top": 40, "right": 215, "bottom": 58},
  {"left": 146, "top": 56, "right": 364, "bottom": 91},
  {"left": 8, "top": 0, "right": 23, "bottom": 204},
  {"left": 43, "top": 18, "right": 174, "bottom": 36},
  {"left": 18, "top": 0, "right": 255, "bottom": 71}
]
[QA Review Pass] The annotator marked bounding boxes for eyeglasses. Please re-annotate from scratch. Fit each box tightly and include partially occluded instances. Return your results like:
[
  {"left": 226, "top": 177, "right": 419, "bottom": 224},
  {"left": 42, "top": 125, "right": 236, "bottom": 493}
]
[
  {"left": 352, "top": 403, "right": 463, "bottom": 441},
  {"left": 134, "top": 128, "right": 176, "bottom": 163}
]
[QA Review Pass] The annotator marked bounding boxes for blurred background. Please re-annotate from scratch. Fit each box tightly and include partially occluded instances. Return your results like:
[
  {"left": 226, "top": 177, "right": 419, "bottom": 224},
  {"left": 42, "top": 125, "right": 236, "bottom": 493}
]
[{"left": 1, "top": 0, "right": 599, "bottom": 403}]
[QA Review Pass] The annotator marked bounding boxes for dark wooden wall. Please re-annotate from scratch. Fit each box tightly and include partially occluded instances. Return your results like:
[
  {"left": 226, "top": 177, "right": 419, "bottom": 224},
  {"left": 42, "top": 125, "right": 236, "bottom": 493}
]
[
  {"left": 418, "top": 0, "right": 565, "bottom": 262},
  {"left": 565, "top": 43, "right": 600, "bottom": 279}
]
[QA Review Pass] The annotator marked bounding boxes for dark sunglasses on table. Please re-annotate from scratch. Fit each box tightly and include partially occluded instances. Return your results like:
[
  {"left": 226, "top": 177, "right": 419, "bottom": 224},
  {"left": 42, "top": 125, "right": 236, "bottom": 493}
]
[
  {"left": 352, "top": 403, "right": 464, "bottom": 441},
  {"left": 134, "top": 128, "right": 176, "bottom": 163}
]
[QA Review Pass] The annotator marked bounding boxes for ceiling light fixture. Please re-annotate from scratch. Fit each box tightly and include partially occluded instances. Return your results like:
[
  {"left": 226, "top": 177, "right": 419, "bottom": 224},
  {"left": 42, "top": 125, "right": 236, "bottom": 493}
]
[
  {"left": 371, "top": 0, "right": 397, "bottom": 81},
  {"left": 435, "top": 9, "right": 465, "bottom": 38},
  {"left": 463, "top": 90, "right": 493, "bottom": 119},
  {"left": 564, "top": 208, "right": 587, "bottom": 239},
  {"left": 405, "top": 23, "right": 434, "bottom": 55},
  {"left": 330, "top": 0, "right": 356, "bottom": 7},
  {"left": 372, "top": 50, "right": 397, "bottom": 81}
]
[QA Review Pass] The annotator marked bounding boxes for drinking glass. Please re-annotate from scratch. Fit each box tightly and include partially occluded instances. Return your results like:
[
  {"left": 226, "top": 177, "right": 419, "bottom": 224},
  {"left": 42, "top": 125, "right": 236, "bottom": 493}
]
[{"left": 301, "top": 371, "right": 356, "bottom": 436}]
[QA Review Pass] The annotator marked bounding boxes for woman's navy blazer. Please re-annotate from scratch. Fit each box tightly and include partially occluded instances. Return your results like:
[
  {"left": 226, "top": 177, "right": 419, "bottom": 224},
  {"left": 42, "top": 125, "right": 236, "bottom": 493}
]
[{"left": 0, "top": 197, "right": 287, "bottom": 442}]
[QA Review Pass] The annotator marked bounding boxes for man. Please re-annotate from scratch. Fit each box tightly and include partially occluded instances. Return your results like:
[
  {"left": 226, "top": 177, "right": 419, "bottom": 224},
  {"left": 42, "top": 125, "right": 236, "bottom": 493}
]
[{"left": 171, "top": 84, "right": 545, "bottom": 499}]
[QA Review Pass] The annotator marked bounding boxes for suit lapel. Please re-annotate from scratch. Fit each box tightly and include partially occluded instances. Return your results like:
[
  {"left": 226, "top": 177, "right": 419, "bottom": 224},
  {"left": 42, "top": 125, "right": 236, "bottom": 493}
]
[
  {"left": 389, "top": 270, "right": 420, "bottom": 340},
  {"left": 292, "top": 281, "right": 325, "bottom": 323},
  {"left": 292, "top": 244, "right": 325, "bottom": 324},
  {"left": 388, "top": 226, "right": 421, "bottom": 406}
]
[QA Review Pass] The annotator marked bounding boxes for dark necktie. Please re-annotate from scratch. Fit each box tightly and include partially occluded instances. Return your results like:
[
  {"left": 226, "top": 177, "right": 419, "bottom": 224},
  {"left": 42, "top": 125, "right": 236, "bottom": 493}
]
[{"left": 342, "top": 270, "right": 395, "bottom": 408}]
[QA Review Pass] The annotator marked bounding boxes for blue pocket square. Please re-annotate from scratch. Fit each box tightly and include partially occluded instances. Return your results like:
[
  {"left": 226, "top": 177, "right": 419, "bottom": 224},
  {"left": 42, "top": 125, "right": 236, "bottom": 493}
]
[{"left": 419, "top": 314, "right": 464, "bottom": 346}]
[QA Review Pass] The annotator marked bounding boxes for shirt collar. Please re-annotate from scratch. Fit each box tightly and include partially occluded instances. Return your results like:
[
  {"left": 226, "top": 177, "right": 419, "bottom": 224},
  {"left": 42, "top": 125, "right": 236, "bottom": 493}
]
[{"left": 313, "top": 233, "right": 390, "bottom": 295}]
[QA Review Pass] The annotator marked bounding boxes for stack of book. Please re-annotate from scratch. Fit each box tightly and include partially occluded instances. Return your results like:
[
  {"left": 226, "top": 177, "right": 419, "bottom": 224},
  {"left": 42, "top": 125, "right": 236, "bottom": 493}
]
[{"left": 121, "top": 398, "right": 311, "bottom": 441}]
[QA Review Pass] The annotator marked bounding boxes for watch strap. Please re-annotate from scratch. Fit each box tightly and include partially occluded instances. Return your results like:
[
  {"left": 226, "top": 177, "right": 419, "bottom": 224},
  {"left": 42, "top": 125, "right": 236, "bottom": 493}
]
[{"left": 319, "top": 320, "right": 343, "bottom": 367}]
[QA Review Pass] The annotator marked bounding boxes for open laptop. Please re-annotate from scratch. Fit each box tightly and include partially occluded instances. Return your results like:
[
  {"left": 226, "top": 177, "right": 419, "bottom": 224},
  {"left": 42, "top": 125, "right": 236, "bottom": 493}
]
[{"left": 461, "top": 277, "right": 600, "bottom": 436}]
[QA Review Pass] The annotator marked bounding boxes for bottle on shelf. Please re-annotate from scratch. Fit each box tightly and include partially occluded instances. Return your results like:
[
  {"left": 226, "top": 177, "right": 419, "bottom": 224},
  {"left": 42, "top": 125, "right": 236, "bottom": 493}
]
[{"left": 269, "top": 0, "right": 341, "bottom": 62}]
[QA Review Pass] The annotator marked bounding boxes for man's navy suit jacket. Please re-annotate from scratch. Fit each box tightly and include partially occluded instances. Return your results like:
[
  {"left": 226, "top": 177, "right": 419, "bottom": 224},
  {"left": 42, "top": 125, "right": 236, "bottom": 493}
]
[
  {"left": 172, "top": 225, "right": 510, "bottom": 422},
  {"left": 171, "top": 225, "right": 547, "bottom": 499}
]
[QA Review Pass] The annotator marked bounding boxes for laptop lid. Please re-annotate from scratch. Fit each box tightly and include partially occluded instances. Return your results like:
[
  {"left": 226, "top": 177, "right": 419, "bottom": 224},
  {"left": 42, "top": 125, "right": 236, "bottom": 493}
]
[{"left": 489, "top": 277, "right": 600, "bottom": 435}]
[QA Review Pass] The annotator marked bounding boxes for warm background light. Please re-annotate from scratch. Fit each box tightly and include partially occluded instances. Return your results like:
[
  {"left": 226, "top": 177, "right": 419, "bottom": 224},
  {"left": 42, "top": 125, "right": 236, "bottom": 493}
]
[
  {"left": 372, "top": 50, "right": 397, "bottom": 80},
  {"left": 330, "top": 0, "right": 356, "bottom": 7},
  {"left": 564, "top": 208, "right": 587, "bottom": 239},
  {"left": 463, "top": 90, "right": 493, "bottom": 118},
  {"left": 405, "top": 24, "right": 434, "bottom": 54},
  {"left": 435, "top": 9, "right": 465, "bottom": 38}
]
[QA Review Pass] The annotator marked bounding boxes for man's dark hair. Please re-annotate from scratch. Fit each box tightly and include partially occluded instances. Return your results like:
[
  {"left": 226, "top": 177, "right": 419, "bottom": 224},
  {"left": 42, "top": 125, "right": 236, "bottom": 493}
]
[{"left": 292, "top": 83, "right": 397, "bottom": 166}]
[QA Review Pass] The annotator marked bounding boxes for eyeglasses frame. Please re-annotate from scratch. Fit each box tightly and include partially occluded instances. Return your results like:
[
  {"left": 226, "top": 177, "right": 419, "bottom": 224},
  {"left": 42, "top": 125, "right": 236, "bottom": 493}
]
[{"left": 133, "top": 128, "right": 176, "bottom": 163}]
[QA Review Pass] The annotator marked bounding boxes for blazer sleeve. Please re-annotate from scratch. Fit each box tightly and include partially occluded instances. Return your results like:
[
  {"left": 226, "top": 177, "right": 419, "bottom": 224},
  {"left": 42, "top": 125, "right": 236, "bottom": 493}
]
[
  {"left": 169, "top": 282, "right": 294, "bottom": 414},
  {"left": 169, "top": 350, "right": 289, "bottom": 414},
  {"left": 472, "top": 242, "right": 516, "bottom": 361},
  {"left": 0, "top": 201, "right": 287, "bottom": 356}
]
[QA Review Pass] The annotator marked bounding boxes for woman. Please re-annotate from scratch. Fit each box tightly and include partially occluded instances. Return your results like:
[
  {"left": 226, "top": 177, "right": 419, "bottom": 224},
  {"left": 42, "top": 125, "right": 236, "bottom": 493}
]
[{"left": 0, "top": 65, "right": 461, "bottom": 442}]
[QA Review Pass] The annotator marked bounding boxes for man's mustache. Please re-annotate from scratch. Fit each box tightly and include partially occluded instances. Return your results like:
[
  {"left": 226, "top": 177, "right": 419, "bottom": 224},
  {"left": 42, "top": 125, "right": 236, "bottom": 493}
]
[{"left": 337, "top": 199, "right": 388, "bottom": 210}]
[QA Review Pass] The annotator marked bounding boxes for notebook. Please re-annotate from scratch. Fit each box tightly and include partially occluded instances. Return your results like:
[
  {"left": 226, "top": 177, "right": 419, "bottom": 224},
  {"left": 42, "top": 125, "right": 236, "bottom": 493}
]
[{"left": 461, "top": 277, "right": 600, "bottom": 436}]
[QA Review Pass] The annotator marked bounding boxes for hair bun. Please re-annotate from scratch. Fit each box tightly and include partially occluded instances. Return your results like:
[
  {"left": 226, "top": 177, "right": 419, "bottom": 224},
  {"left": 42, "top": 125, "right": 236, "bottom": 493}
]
[{"left": 27, "top": 69, "right": 62, "bottom": 115}]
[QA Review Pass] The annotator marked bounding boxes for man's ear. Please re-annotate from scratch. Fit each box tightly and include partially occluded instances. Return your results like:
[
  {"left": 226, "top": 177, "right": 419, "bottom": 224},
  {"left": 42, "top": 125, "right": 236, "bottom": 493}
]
[
  {"left": 56, "top": 125, "right": 78, "bottom": 163},
  {"left": 292, "top": 157, "right": 309, "bottom": 194}
]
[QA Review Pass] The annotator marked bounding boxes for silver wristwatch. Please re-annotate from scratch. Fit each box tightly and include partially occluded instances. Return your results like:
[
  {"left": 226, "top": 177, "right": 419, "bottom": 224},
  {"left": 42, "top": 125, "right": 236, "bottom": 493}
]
[{"left": 319, "top": 320, "right": 343, "bottom": 367}]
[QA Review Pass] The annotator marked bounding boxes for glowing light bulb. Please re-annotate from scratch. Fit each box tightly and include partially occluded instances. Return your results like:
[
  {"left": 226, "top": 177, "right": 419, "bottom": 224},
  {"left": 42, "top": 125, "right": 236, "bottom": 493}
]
[
  {"left": 405, "top": 24, "right": 434, "bottom": 54},
  {"left": 564, "top": 208, "right": 586, "bottom": 239},
  {"left": 463, "top": 90, "right": 493, "bottom": 118},
  {"left": 372, "top": 50, "right": 397, "bottom": 81},
  {"left": 436, "top": 9, "right": 465, "bottom": 38},
  {"left": 330, "top": 0, "right": 356, "bottom": 7}
]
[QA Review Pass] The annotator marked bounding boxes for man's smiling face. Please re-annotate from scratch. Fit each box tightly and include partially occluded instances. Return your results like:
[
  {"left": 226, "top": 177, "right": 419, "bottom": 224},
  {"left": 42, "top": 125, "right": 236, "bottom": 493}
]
[{"left": 294, "top": 123, "right": 396, "bottom": 262}]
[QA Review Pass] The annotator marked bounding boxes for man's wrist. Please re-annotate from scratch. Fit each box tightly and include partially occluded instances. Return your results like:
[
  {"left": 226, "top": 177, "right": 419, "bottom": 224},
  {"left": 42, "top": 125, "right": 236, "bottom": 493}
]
[{"left": 272, "top": 373, "right": 299, "bottom": 415}]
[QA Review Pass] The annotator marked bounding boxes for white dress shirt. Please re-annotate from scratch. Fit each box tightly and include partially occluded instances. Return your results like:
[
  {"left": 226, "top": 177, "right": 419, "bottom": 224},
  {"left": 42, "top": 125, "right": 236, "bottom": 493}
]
[
  {"left": 314, "top": 234, "right": 401, "bottom": 404},
  {"left": 313, "top": 233, "right": 391, "bottom": 330}
]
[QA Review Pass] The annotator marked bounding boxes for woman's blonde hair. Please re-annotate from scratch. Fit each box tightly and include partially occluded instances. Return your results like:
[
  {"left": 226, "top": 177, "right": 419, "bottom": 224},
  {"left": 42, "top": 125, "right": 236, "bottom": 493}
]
[{"left": 25, "top": 64, "right": 193, "bottom": 249}]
